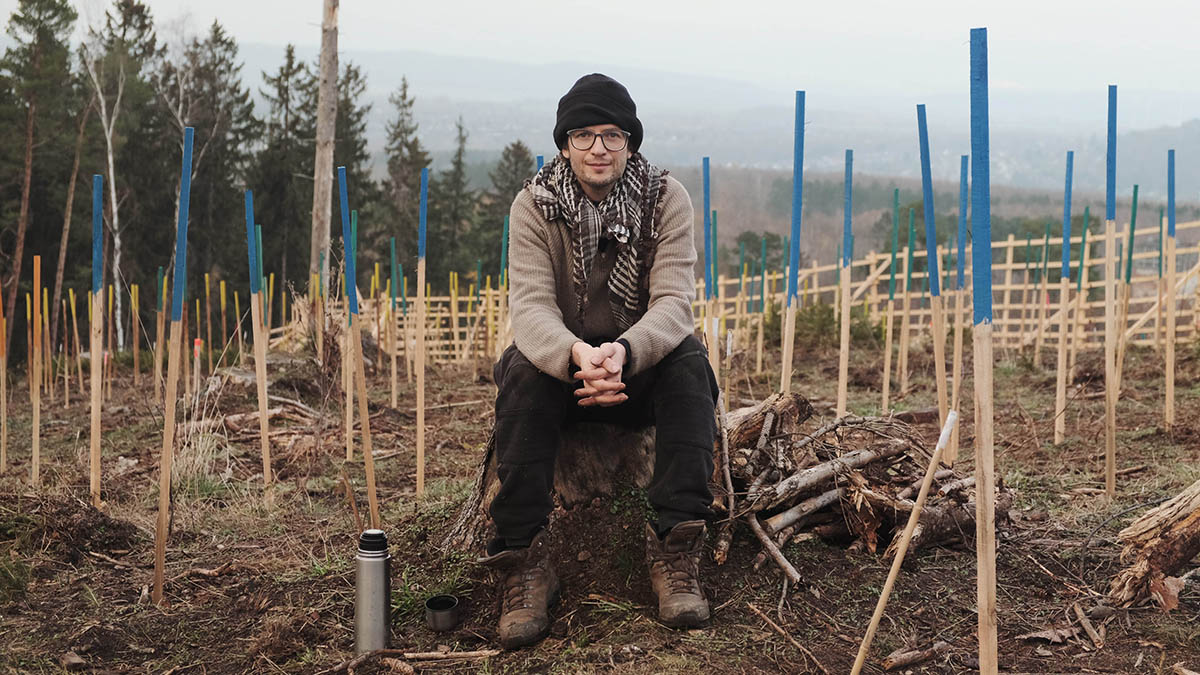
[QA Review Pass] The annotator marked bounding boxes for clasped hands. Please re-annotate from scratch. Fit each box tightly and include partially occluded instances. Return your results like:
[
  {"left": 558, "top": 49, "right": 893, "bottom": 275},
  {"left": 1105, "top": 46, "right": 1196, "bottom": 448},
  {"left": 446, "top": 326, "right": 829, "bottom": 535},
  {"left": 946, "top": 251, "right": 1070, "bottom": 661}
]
[{"left": 570, "top": 340, "right": 627, "bottom": 407}]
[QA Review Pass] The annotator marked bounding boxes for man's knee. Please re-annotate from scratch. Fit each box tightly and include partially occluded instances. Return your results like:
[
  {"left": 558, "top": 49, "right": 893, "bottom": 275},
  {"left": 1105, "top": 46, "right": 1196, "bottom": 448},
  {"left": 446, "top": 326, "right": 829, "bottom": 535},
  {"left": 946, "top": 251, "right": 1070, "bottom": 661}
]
[
  {"left": 656, "top": 335, "right": 718, "bottom": 404},
  {"left": 495, "top": 345, "right": 562, "bottom": 407}
]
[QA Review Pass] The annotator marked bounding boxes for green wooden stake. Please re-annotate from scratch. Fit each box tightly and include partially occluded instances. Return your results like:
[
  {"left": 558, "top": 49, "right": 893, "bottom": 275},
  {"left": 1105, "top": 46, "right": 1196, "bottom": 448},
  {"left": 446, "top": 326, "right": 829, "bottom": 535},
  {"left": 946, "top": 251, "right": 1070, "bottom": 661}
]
[{"left": 1124, "top": 185, "right": 1138, "bottom": 284}]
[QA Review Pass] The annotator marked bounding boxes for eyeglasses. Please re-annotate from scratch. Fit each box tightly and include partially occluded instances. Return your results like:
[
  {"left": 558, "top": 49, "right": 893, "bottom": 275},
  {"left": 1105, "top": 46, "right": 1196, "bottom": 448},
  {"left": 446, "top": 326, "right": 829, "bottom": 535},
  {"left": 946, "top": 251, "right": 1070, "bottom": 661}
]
[{"left": 567, "top": 128, "right": 630, "bottom": 152}]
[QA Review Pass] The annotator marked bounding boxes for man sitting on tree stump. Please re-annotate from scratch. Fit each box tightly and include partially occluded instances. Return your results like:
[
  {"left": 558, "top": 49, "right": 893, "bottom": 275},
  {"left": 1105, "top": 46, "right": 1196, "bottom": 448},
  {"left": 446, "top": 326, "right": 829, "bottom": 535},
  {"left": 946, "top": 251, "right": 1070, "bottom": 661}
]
[{"left": 480, "top": 73, "right": 719, "bottom": 649}]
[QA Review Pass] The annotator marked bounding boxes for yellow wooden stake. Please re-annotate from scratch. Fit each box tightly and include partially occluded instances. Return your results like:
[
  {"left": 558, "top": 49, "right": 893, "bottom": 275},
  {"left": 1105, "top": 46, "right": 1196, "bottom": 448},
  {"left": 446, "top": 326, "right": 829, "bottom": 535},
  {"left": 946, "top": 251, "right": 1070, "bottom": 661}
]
[
  {"left": 132, "top": 285, "right": 141, "bottom": 386},
  {"left": 205, "top": 274, "right": 213, "bottom": 375},
  {"left": 219, "top": 280, "right": 227, "bottom": 369},
  {"left": 31, "top": 257, "right": 42, "bottom": 486}
]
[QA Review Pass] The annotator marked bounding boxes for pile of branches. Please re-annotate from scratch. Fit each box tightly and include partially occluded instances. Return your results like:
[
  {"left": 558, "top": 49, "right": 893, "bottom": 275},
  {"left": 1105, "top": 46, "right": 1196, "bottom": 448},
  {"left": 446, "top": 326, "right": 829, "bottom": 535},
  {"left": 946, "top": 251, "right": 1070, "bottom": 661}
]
[{"left": 712, "top": 393, "right": 1013, "bottom": 581}]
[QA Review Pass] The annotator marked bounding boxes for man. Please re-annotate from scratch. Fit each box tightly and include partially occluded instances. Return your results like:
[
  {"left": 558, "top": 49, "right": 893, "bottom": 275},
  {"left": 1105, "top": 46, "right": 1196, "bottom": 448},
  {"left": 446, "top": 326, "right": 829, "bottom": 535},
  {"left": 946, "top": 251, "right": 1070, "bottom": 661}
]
[{"left": 479, "top": 73, "right": 719, "bottom": 649}]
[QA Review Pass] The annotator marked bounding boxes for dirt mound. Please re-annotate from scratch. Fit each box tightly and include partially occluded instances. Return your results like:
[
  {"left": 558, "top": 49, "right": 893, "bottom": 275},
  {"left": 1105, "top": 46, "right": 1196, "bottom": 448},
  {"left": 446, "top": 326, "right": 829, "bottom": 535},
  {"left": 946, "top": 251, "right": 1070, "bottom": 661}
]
[{"left": 24, "top": 498, "right": 140, "bottom": 563}]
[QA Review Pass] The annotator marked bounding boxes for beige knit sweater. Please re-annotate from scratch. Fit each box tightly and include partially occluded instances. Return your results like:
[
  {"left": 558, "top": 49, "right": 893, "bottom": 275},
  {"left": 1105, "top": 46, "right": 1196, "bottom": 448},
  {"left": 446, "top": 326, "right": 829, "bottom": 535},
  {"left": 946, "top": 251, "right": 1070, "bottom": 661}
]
[{"left": 508, "top": 175, "right": 697, "bottom": 382}]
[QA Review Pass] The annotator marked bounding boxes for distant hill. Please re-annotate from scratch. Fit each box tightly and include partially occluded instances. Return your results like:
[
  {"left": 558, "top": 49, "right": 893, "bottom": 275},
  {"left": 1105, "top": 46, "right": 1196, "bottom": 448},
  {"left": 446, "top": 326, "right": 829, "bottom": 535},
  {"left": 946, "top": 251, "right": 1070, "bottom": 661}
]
[{"left": 239, "top": 43, "right": 1199, "bottom": 201}]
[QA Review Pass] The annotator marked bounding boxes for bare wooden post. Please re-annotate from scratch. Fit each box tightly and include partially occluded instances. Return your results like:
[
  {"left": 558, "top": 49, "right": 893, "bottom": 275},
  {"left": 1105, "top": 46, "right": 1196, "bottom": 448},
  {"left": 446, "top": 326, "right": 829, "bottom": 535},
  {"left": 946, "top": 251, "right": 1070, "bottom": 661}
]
[
  {"left": 851, "top": 411, "right": 958, "bottom": 675},
  {"left": 153, "top": 271, "right": 165, "bottom": 403},
  {"left": 898, "top": 217, "right": 914, "bottom": 393},
  {"left": 70, "top": 288, "right": 83, "bottom": 389},
  {"left": 1069, "top": 217, "right": 1090, "bottom": 374},
  {"left": 835, "top": 149, "right": 853, "bottom": 417},
  {"left": 233, "top": 291, "right": 243, "bottom": 366},
  {"left": 182, "top": 301, "right": 191, "bottom": 400},
  {"left": 1000, "top": 233, "right": 1016, "bottom": 350},
  {"left": 1054, "top": 151, "right": 1075, "bottom": 446},
  {"left": 1033, "top": 227, "right": 1051, "bottom": 365},
  {"left": 153, "top": 127, "right": 195, "bottom": 606}
]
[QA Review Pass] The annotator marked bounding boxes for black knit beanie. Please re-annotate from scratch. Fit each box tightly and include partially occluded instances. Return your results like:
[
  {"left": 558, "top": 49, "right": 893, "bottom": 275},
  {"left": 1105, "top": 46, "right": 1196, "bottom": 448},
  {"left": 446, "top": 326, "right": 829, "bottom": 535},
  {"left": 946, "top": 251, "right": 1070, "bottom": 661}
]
[{"left": 553, "top": 73, "right": 643, "bottom": 153}]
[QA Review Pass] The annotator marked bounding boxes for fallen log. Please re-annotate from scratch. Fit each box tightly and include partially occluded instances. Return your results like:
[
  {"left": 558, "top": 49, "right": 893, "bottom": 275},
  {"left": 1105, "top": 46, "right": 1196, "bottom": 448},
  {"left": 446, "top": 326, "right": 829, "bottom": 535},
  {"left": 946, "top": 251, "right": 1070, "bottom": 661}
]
[
  {"left": 882, "top": 641, "right": 950, "bottom": 670},
  {"left": 1109, "top": 478, "right": 1200, "bottom": 608}
]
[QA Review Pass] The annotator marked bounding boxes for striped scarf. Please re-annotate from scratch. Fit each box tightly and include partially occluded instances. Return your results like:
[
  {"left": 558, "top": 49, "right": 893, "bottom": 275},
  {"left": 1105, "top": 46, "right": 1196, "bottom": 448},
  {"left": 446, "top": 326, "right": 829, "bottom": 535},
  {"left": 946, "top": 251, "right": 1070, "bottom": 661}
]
[{"left": 527, "top": 153, "right": 668, "bottom": 332}]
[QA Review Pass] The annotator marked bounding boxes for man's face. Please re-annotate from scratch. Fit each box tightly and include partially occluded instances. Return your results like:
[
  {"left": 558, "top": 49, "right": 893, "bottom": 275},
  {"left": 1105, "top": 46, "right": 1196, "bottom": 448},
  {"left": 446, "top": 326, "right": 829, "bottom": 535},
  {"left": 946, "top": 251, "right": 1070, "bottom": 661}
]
[{"left": 560, "top": 123, "right": 630, "bottom": 200}]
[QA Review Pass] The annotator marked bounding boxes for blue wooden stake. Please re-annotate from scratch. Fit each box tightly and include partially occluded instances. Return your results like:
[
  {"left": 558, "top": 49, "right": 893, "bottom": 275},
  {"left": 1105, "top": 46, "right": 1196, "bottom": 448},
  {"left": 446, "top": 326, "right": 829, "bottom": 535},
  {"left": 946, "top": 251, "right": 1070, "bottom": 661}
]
[
  {"left": 171, "top": 128, "right": 195, "bottom": 321},
  {"left": 702, "top": 157, "right": 712, "bottom": 301},
  {"left": 244, "top": 192, "right": 260, "bottom": 295},
  {"left": 419, "top": 168, "right": 429, "bottom": 261},
  {"left": 536, "top": 155, "right": 544, "bottom": 172},
  {"left": 917, "top": 104, "right": 940, "bottom": 297},
  {"left": 92, "top": 175, "right": 103, "bottom": 296},
  {"left": 787, "top": 91, "right": 805, "bottom": 306},
  {"left": 968, "top": 26, "right": 998, "bottom": 671},
  {"left": 337, "top": 167, "right": 357, "bottom": 317},
  {"left": 957, "top": 156, "right": 968, "bottom": 291},
  {"left": 1062, "top": 151, "right": 1074, "bottom": 280},
  {"left": 843, "top": 149, "right": 853, "bottom": 268}
]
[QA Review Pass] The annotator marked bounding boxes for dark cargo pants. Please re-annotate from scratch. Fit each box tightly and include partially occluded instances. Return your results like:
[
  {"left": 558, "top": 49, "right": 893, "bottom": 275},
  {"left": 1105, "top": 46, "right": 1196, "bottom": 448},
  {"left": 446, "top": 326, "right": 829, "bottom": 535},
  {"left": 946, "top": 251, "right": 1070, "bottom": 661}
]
[{"left": 488, "top": 334, "right": 718, "bottom": 552}]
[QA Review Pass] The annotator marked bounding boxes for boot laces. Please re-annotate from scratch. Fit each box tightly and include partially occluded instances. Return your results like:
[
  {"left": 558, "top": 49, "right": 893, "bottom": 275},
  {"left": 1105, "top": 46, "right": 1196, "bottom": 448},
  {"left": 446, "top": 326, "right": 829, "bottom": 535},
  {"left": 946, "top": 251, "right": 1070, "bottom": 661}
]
[
  {"left": 659, "top": 553, "right": 698, "bottom": 595},
  {"left": 502, "top": 568, "right": 541, "bottom": 612}
]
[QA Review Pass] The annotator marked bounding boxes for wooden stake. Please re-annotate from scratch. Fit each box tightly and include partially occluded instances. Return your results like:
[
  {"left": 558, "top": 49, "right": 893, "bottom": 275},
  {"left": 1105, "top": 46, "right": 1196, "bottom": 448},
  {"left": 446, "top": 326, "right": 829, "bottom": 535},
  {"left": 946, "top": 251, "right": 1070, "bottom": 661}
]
[
  {"left": 154, "top": 275, "right": 166, "bottom": 403},
  {"left": 0, "top": 311, "right": 6, "bottom": 471},
  {"left": 1104, "top": 218, "right": 1117, "bottom": 497},
  {"left": 233, "top": 291, "right": 243, "bottom": 365},
  {"left": 881, "top": 299, "right": 895, "bottom": 411},
  {"left": 779, "top": 302, "right": 796, "bottom": 394},
  {"left": 152, "top": 319, "right": 182, "bottom": 606},
  {"left": 416, "top": 259, "right": 427, "bottom": 497},
  {"left": 132, "top": 284, "right": 140, "bottom": 386},
  {"left": 836, "top": 263, "right": 851, "bottom": 417},
  {"left": 31, "top": 256, "right": 42, "bottom": 486},
  {"left": 182, "top": 301, "right": 191, "bottom": 400},
  {"left": 851, "top": 411, "right": 959, "bottom": 675},
  {"left": 1054, "top": 277, "right": 1070, "bottom": 444},
  {"left": 70, "top": 289, "right": 83, "bottom": 390},
  {"left": 60, "top": 299, "right": 69, "bottom": 407},
  {"left": 250, "top": 293, "right": 272, "bottom": 502},
  {"left": 205, "top": 273, "right": 213, "bottom": 375},
  {"left": 973, "top": 323, "right": 998, "bottom": 670},
  {"left": 898, "top": 245, "right": 913, "bottom": 393},
  {"left": 1165, "top": 235, "right": 1176, "bottom": 430},
  {"left": 1033, "top": 234, "right": 1050, "bottom": 365},
  {"left": 90, "top": 288, "right": 102, "bottom": 507},
  {"left": 192, "top": 338, "right": 201, "bottom": 405},
  {"left": 105, "top": 284, "right": 114, "bottom": 399},
  {"left": 343, "top": 296, "right": 353, "bottom": 461},
  {"left": 1001, "top": 234, "right": 1016, "bottom": 349},
  {"left": 351, "top": 317, "right": 380, "bottom": 527},
  {"left": 1165, "top": 150, "right": 1177, "bottom": 431},
  {"left": 930, "top": 293, "right": 949, "bottom": 427},
  {"left": 1069, "top": 225, "right": 1091, "bottom": 374},
  {"left": 219, "top": 280, "right": 227, "bottom": 369}
]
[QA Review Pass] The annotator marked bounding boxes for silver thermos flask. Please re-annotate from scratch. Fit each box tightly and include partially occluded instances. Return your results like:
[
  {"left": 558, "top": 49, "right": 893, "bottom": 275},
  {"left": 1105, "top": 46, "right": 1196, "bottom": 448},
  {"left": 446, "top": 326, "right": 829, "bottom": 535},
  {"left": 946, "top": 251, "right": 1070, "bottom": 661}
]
[{"left": 355, "top": 528, "right": 390, "bottom": 653}]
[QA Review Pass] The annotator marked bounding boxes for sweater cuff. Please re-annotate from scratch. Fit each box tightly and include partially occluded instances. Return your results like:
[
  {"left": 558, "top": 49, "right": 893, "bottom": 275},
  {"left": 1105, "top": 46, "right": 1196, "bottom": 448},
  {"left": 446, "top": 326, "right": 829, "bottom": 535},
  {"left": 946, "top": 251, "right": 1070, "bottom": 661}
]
[{"left": 616, "top": 338, "right": 633, "bottom": 373}]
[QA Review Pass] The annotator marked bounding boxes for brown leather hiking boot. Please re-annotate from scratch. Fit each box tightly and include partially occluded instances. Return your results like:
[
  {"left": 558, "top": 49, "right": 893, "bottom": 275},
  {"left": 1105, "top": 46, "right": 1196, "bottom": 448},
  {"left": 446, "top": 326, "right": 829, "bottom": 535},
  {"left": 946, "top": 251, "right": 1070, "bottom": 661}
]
[
  {"left": 645, "top": 520, "right": 709, "bottom": 627},
  {"left": 478, "top": 532, "right": 560, "bottom": 649}
]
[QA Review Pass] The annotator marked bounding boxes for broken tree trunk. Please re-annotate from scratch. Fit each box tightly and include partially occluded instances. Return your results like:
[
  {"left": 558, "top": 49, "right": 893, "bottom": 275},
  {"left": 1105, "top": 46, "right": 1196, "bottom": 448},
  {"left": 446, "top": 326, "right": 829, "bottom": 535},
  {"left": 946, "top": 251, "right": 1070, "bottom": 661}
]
[{"left": 1109, "top": 478, "right": 1200, "bottom": 608}]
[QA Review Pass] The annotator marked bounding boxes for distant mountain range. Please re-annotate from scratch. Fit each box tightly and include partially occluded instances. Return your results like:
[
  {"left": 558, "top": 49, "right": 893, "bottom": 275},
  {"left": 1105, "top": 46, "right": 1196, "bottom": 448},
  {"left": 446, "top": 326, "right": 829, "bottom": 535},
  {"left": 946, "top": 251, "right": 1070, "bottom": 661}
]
[{"left": 239, "top": 43, "right": 1199, "bottom": 200}]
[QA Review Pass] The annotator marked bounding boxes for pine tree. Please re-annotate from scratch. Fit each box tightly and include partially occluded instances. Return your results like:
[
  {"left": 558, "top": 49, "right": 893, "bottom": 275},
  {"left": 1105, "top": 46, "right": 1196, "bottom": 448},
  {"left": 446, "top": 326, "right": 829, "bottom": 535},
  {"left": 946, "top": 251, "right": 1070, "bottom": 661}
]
[
  {"left": 251, "top": 44, "right": 311, "bottom": 303},
  {"left": 0, "top": 0, "right": 77, "bottom": 354},
  {"left": 428, "top": 117, "right": 475, "bottom": 288},
  {"left": 382, "top": 76, "right": 430, "bottom": 278},
  {"left": 473, "top": 139, "right": 533, "bottom": 282}
]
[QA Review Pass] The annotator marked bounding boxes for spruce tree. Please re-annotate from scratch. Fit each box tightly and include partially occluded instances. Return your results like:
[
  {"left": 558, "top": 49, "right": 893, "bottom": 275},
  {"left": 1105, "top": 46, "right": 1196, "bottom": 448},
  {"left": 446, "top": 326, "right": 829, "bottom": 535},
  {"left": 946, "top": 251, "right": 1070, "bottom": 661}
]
[{"left": 383, "top": 76, "right": 430, "bottom": 276}]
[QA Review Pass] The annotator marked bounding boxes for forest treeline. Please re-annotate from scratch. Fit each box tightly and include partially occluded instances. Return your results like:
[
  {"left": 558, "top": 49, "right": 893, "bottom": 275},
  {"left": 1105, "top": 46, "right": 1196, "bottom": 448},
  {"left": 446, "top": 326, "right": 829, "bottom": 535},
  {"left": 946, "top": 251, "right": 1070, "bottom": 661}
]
[{"left": 0, "top": 0, "right": 532, "bottom": 360}]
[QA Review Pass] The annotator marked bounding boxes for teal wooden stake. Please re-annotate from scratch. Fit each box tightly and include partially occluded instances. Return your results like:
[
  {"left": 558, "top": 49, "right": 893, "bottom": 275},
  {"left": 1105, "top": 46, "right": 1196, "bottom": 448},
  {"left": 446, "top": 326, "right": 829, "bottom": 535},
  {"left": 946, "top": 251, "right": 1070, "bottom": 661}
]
[
  {"left": 399, "top": 263, "right": 407, "bottom": 316},
  {"left": 475, "top": 259, "right": 482, "bottom": 301},
  {"left": 1124, "top": 185, "right": 1138, "bottom": 283},
  {"left": 905, "top": 208, "right": 916, "bottom": 296},
  {"left": 499, "top": 215, "right": 509, "bottom": 287},
  {"left": 738, "top": 241, "right": 745, "bottom": 292},
  {"left": 887, "top": 191, "right": 899, "bottom": 301},
  {"left": 759, "top": 235, "right": 767, "bottom": 312}
]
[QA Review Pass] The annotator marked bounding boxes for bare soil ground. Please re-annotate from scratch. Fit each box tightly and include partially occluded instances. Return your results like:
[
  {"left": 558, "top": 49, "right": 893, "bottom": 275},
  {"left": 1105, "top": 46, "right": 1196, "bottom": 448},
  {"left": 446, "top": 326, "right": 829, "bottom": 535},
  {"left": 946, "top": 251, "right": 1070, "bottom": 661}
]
[{"left": 2, "top": 335, "right": 1198, "bottom": 673}]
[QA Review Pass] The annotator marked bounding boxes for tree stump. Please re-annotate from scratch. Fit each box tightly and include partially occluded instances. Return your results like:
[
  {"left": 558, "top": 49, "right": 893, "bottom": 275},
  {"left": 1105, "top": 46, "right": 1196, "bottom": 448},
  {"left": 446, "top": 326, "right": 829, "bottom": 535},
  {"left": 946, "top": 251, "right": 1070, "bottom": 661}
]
[
  {"left": 443, "top": 423, "right": 661, "bottom": 551},
  {"left": 1108, "top": 478, "right": 1200, "bottom": 609},
  {"left": 443, "top": 392, "right": 815, "bottom": 552}
]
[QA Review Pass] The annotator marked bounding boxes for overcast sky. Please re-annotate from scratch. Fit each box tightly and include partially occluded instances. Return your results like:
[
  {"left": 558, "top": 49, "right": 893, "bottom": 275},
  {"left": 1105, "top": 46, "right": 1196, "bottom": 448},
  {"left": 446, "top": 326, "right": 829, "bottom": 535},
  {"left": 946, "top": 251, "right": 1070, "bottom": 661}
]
[{"left": 36, "top": 1, "right": 1190, "bottom": 121}]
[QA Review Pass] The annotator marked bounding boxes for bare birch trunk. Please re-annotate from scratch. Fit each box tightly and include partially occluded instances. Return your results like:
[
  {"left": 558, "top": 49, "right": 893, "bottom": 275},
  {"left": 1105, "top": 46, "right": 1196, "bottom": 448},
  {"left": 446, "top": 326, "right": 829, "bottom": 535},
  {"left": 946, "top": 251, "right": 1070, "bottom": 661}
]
[{"left": 310, "top": 0, "right": 339, "bottom": 291}]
